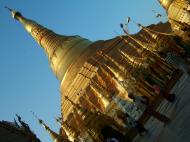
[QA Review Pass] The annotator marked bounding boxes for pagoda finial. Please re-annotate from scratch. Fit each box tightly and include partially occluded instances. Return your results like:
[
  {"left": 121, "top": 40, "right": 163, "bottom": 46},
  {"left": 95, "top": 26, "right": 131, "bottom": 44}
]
[
  {"left": 57, "top": 117, "right": 77, "bottom": 139},
  {"left": 5, "top": 6, "right": 23, "bottom": 20},
  {"left": 4, "top": 6, "right": 12, "bottom": 12},
  {"left": 31, "top": 112, "right": 61, "bottom": 142},
  {"left": 8, "top": 8, "right": 92, "bottom": 81}
]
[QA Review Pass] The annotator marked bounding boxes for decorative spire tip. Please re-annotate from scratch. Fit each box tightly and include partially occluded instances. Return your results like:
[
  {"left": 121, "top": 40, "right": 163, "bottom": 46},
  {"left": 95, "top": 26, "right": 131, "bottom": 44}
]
[
  {"left": 30, "top": 111, "right": 43, "bottom": 124},
  {"left": 4, "top": 6, "right": 13, "bottom": 12},
  {"left": 4, "top": 6, "right": 22, "bottom": 20}
]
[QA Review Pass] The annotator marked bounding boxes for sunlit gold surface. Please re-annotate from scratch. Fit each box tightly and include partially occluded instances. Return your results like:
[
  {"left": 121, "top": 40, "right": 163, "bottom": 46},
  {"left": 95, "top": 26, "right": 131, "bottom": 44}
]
[
  {"left": 11, "top": 11, "right": 92, "bottom": 81},
  {"left": 159, "top": 0, "right": 174, "bottom": 9},
  {"left": 11, "top": 8, "right": 180, "bottom": 141}
]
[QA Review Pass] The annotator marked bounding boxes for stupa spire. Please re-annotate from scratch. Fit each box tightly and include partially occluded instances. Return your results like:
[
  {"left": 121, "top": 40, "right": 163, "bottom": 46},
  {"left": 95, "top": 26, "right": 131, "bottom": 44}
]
[
  {"left": 38, "top": 120, "right": 60, "bottom": 141},
  {"left": 8, "top": 8, "right": 92, "bottom": 81},
  {"left": 32, "top": 112, "right": 68, "bottom": 142}
]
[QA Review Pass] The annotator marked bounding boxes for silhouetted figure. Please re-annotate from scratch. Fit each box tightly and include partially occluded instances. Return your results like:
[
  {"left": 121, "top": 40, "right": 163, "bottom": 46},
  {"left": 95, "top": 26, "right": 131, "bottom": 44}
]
[{"left": 152, "top": 84, "right": 176, "bottom": 103}]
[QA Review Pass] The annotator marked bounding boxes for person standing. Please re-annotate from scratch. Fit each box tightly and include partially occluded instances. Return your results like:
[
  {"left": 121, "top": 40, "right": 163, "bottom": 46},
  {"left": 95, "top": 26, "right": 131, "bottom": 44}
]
[{"left": 152, "top": 84, "right": 176, "bottom": 103}]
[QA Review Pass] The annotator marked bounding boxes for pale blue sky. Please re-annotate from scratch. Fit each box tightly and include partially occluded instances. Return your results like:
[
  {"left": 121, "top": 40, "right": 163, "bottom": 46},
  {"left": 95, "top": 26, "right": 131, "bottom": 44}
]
[{"left": 0, "top": 0, "right": 166, "bottom": 141}]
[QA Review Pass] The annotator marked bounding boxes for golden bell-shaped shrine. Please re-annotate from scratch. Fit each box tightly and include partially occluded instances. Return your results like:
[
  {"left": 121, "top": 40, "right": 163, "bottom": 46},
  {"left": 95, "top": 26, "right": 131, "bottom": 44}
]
[{"left": 8, "top": 6, "right": 185, "bottom": 142}]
